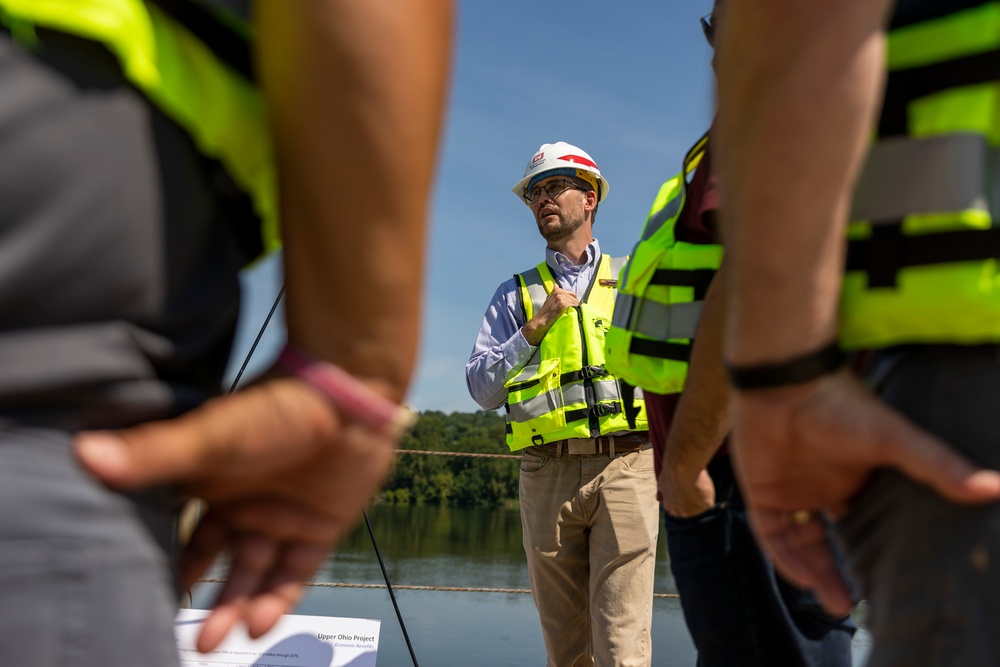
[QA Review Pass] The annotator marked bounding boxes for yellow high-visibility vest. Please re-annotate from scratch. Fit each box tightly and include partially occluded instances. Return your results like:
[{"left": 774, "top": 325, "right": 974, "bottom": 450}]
[
  {"left": 504, "top": 254, "right": 648, "bottom": 450},
  {"left": 840, "top": 2, "right": 1000, "bottom": 348},
  {"left": 605, "top": 134, "right": 722, "bottom": 394}
]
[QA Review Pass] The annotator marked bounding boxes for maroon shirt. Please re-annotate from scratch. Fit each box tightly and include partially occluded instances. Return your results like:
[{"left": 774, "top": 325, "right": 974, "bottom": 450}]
[{"left": 646, "top": 140, "right": 725, "bottom": 489}]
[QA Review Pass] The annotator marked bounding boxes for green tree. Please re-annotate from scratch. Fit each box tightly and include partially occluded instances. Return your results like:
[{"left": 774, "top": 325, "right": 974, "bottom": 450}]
[{"left": 381, "top": 410, "right": 519, "bottom": 507}]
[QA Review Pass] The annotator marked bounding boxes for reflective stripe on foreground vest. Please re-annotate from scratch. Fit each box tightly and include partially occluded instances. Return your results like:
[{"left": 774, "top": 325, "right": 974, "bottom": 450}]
[{"left": 838, "top": 2, "right": 1000, "bottom": 349}]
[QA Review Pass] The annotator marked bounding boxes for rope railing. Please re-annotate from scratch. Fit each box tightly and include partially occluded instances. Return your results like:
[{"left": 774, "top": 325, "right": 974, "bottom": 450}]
[
  {"left": 396, "top": 448, "right": 520, "bottom": 460},
  {"left": 197, "top": 578, "right": 679, "bottom": 599}
]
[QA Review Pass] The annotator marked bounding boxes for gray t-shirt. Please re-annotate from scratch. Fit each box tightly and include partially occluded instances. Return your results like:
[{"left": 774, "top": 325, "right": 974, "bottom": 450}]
[{"left": 0, "top": 19, "right": 251, "bottom": 430}]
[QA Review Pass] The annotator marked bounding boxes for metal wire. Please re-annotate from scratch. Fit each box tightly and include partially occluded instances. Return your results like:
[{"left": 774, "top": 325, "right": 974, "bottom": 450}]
[
  {"left": 223, "top": 280, "right": 420, "bottom": 666},
  {"left": 364, "top": 508, "right": 421, "bottom": 667},
  {"left": 228, "top": 283, "right": 285, "bottom": 393}
]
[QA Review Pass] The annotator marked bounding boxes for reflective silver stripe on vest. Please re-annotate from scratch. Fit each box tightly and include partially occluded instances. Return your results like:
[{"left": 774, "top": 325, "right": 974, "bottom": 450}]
[
  {"left": 620, "top": 242, "right": 640, "bottom": 289},
  {"left": 851, "top": 133, "right": 991, "bottom": 224},
  {"left": 611, "top": 294, "right": 702, "bottom": 341},
  {"left": 520, "top": 266, "right": 548, "bottom": 317},
  {"left": 608, "top": 255, "right": 627, "bottom": 294},
  {"left": 508, "top": 379, "right": 625, "bottom": 422},
  {"left": 509, "top": 390, "right": 556, "bottom": 421},
  {"left": 641, "top": 193, "right": 684, "bottom": 242},
  {"left": 592, "top": 378, "right": 621, "bottom": 402}
]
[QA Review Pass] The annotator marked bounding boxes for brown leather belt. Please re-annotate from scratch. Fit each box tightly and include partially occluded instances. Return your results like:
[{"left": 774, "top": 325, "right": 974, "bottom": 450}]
[{"left": 524, "top": 434, "right": 651, "bottom": 458}]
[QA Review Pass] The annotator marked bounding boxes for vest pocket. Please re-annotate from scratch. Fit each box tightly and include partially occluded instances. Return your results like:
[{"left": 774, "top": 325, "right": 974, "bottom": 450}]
[{"left": 506, "top": 357, "right": 566, "bottom": 441}]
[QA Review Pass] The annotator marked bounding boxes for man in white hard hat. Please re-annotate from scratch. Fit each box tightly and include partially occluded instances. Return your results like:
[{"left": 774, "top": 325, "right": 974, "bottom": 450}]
[{"left": 467, "top": 142, "right": 659, "bottom": 666}]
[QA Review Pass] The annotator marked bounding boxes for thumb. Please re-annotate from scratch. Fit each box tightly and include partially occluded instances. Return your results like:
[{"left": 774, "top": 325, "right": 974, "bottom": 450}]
[
  {"left": 881, "top": 412, "right": 1000, "bottom": 505},
  {"left": 74, "top": 380, "right": 336, "bottom": 489},
  {"left": 74, "top": 412, "right": 219, "bottom": 489}
]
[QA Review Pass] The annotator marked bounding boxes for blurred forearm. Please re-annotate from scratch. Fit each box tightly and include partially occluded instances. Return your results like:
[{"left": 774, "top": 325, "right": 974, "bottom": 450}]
[
  {"left": 664, "top": 267, "right": 730, "bottom": 475},
  {"left": 255, "top": 0, "right": 453, "bottom": 401},
  {"left": 714, "top": 0, "right": 890, "bottom": 364}
]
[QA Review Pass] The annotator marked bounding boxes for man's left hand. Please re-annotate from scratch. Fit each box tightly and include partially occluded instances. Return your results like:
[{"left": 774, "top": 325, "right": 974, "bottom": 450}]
[{"left": 659, "top": 467, "right": 715, "bottom": 518}]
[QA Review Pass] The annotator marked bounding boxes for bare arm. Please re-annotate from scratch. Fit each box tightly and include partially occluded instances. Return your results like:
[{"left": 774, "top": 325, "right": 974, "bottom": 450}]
[
  {"left": 259, "top": 0, "right": 452, "bottom": 401},
  {"left": 659, "top": 266, "right": 730, "bottom": 516},
  {"left": 75, "top": 0, "right": 454, "bottom": 652},
  {"left": 716, "top": 0, "right": 887, "bottom": 365}
]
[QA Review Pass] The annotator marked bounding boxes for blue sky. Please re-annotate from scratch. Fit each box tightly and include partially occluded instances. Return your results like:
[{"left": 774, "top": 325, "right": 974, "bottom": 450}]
[{"left": 227, "top": 1, "right": 718, "bottom": 413}]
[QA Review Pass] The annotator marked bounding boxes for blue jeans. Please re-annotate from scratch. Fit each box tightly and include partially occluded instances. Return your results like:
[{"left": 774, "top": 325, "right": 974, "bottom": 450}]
[{"left": 663, "top": 456, "right": 856, "bottom": 667}]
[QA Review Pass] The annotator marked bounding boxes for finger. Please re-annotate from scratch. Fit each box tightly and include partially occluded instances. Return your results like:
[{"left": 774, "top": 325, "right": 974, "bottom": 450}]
[
  {"left": 214, "top": 500, "right": 341, "bottom": 546},
  {"left": 246, "top": 542, "right": 329, "bottom": 639},
  {"left": 752, "top": 509, "right": 854, "bottom": 617},
  {"left": 74, "top": 380, "right": 339, "bottom": 489},
  {"left": 877, "top": 412, "right": 1000, "bottom": 505},
  {"left": 180, "top": 511, "right": 230, "bottom": 592},
  {"left": 197, "top": 535, "right": 279, "bottom": 653}
]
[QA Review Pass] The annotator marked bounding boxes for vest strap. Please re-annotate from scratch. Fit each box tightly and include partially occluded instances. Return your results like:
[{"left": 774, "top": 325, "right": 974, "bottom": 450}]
[
  {"left": 561, "top": 365, "right": 608, "bottom": 383},
  {"left": 881, "top": 45, "right": 1000, "bottom": 136},
  {"left": 620, "top": 381, "right": 640, "bottom": 430},
  {"left": 890, "top": 0, "right": 994, "bottom": 29},
  {"left": 845, "top": 225, "right": 1000, "bottom": 287},
  {"left": 628, "top": 337, "right": 692, "bottom": 362},
  {"left": 649, "top": 268, "right": 716, "bottom": 300},
  {"left": 565, "top": 403, "right": 622, "bottom": 424},
  {"left": 148, "top": 0, "right": 253, "bottom": 79}
]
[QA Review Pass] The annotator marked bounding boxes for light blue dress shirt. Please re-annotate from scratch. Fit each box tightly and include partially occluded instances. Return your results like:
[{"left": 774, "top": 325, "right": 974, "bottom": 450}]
[{"left": 465, "top": 239, "right": 604, "bottom": 410}]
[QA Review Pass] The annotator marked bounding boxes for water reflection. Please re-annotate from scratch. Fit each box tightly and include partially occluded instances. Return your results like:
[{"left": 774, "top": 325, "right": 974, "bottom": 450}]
[
  {"left": 321, "top": 504, "right": 679, "bottom": 595},
  {"left": 194, "top": 504, "right": 871, "bottom": 666}
]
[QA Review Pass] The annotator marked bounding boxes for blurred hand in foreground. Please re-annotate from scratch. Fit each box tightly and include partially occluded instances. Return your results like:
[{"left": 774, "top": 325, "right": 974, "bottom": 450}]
[
  {"left": 731, "top": 370, "right": 1000, "bottom": 616},
  {"left": 74, "top": 373, "right": 398, "bottom": 653}
]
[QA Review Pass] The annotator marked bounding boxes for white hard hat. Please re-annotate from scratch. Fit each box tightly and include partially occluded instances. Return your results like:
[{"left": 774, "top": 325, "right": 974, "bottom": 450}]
[{"left": 512, "top": 142, "right": 610, "bottom": 204}]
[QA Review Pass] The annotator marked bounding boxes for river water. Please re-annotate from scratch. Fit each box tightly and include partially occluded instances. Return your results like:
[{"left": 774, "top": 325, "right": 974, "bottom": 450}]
[{"left": 191, "top": 504, "right": 872, "bottom": 666}]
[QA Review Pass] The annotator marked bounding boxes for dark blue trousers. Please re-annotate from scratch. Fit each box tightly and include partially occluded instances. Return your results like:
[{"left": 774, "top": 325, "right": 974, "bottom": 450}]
[{"left": 663, "top": 456, "right": 856, "bottom": 667}]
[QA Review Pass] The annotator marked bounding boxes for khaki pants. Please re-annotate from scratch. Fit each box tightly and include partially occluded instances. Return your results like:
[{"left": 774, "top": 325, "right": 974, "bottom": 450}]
[{"left": 519, "top": 446, "right": 659, "bottom": 667}]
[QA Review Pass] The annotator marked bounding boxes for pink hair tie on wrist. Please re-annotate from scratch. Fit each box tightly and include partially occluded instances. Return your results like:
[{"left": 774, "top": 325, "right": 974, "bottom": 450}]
[{"left": 278, "top": 344, "right": 417, "bottom": 440}]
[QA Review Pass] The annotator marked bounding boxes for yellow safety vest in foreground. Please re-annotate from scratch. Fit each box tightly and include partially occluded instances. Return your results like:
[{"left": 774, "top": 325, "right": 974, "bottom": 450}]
[
  {"left": 840, "top": 2, "right": 1000, "bottom": 348},
  {"left": 0, "top": 0, "right": 279, "bottom": 262}
]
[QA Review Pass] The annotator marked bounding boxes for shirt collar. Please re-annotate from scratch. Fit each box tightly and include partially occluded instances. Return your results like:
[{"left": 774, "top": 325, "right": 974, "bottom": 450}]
[{"left": 546, "top": 239, "right": 601, "bottom": 275}]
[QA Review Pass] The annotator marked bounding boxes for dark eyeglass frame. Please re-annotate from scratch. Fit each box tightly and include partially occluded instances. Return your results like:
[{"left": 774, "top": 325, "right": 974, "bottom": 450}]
[
  {"left": 700, "top": 13, "right": 715, "bottom": 48},
  {"left": 523, "top": 178, "right": 586, "bottom": 205}
]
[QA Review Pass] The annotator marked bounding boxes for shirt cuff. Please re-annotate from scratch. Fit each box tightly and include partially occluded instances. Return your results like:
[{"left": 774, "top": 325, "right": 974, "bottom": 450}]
[{"left": 504, "top": 328, "right": 536, "bottom": 371}]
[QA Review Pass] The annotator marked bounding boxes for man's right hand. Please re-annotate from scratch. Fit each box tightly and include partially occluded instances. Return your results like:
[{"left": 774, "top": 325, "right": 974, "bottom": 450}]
[
  {"left": 731, "top": 370, "right": 1000, "bottom": 616},
  {"left": 521, "top": 287, "right": 579, "bottom": 345}
]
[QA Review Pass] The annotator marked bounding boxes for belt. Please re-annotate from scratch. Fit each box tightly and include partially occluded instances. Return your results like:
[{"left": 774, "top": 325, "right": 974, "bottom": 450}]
[{"left": 525, "top": 434, "right": 651, "bottom": 458}]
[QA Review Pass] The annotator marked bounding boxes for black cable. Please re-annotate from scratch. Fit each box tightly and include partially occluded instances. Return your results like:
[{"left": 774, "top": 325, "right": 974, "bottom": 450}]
[
  {"left": 228, "top": 278, "right": 420, "bottom": 666},
  {"left": 228, "top": 283, "right": 285, "bottom": 393},
  {"left": 363, "top": 508, "right": 421, "bottom": 667}
]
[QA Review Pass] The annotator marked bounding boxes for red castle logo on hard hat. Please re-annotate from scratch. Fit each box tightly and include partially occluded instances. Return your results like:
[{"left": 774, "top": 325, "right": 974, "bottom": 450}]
[
  {"left": 558, "top": 154, "right": 599, "bottom": 170},
  {"left": 531, "top": 152, "right": 545, "bottom": 166}
]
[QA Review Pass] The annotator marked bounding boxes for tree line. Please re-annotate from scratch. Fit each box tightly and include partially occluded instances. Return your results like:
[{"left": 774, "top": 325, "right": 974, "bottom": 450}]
[{"left": 380, "top": 410, "right": 520, "bottom": 508}]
